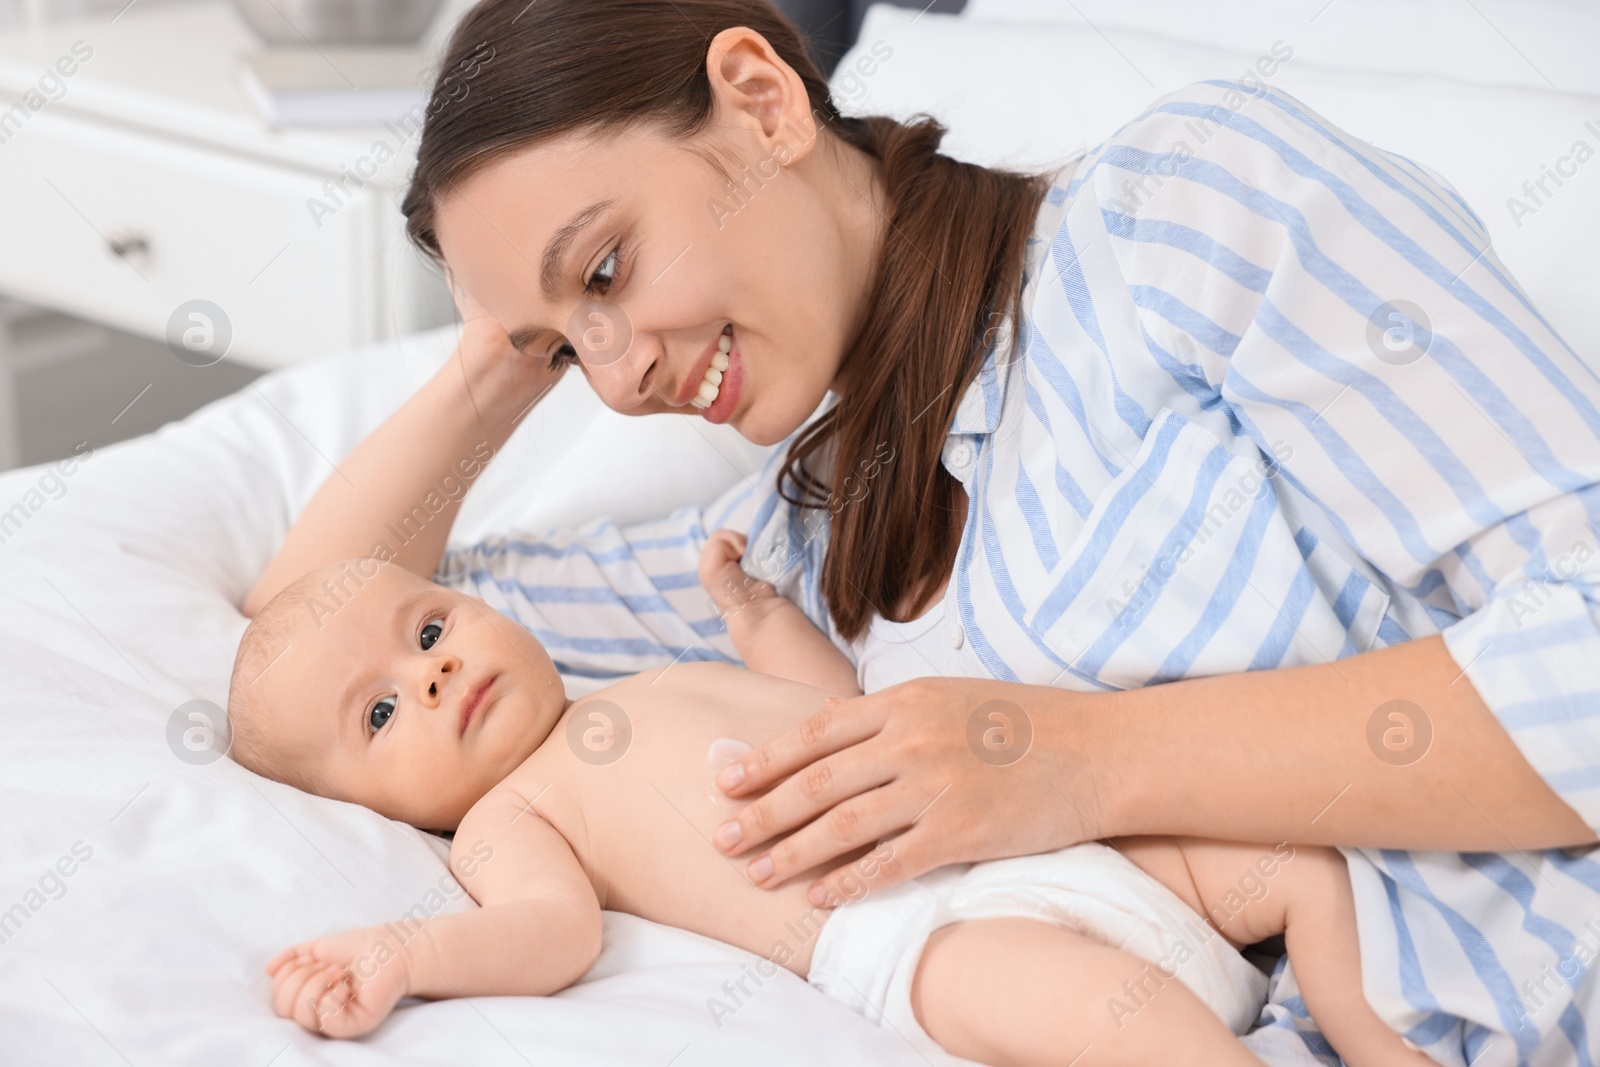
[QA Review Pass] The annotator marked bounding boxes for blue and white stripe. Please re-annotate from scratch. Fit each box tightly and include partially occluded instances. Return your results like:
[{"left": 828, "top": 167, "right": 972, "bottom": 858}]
[{"left": 437, "top": 80, "right": 1600, "bottom": 1065}]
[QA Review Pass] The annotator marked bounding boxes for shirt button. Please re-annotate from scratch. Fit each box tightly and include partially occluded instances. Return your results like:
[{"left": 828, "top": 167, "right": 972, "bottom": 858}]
[
  {"left": 948, "top": 621, "right": 964, "bottom": 649},
  {"left": 948, "top": 442, "right": 974, "bottom": 470}
]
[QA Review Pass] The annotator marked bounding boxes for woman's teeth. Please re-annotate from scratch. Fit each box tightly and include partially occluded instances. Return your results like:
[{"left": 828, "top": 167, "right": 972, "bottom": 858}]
[{"left": 691, "top": 327, "right": 733, "bottom": 410}]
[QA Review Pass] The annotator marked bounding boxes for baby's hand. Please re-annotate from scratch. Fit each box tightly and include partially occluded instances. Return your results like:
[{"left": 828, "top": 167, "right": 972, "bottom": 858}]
[
  {"left": 266, "top": 926, "right": 412, "bottom": 1038},
  {"left": 699, "top": 529, "right": 777, "bottom": 620}
]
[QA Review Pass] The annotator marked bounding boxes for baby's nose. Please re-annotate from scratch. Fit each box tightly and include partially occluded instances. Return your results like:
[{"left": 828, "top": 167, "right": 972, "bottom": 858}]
[{"left": 425, "top": 656, "right": 459, "bottom": 699}]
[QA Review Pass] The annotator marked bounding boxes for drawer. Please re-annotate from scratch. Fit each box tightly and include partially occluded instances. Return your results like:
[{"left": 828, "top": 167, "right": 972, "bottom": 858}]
[{"left": 0, "top": 109, "right": 377, "bottom": 368}]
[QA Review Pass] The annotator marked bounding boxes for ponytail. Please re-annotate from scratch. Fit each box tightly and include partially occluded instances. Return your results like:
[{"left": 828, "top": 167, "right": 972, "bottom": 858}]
[{"left": 783, "top": 115, "right": 1047, "bottom": 639}]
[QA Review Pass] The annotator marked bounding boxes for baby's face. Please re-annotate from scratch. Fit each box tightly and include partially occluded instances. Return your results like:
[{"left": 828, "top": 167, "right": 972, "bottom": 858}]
[{"left": 255, "top": 562, "right": 567, "bottom": 829}]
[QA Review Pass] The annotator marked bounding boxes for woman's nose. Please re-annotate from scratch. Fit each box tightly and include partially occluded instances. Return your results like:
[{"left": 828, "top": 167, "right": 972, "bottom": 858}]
[
  {"left": 574, "top": 305, "right": 660, "bottom": 410},
  {"left": 589, "top": 344, "right": 660, "bottom": 410}
]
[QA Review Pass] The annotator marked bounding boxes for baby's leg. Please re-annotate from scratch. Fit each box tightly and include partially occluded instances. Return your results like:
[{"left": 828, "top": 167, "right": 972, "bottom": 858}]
[
  {"left": 910, "top": 916, "right": 1266, "bottom": 1067},
  {"left": 1114, "top": 837, "right": 1432, "bottom": 1067}
]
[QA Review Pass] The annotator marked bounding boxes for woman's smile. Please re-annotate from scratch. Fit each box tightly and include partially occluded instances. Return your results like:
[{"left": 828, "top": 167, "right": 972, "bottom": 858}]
[{"left": 679, "top": 324, "right": 743, "bottom": 425}]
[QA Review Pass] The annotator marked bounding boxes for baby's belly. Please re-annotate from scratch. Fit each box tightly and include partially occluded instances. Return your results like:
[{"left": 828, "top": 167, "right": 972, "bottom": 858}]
[
  {"left": 526, "top": 664, "right": 874, "bottom": 977},
  {"left": 602, "top": 820, "right": 846, "bottom": 978}
]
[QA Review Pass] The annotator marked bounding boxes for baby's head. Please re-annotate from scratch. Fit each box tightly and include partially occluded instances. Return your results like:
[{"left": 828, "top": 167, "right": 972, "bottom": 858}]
[{"left": 227, "top": 558, "right": 569, "bottom": 831}]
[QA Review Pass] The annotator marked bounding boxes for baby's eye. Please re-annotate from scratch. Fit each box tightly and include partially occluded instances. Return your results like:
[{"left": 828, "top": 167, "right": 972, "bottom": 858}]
[
  {"left": 369, "top": 698, "right": 395, "bottom": 732},
  {"left": 420, "top": 619, "right": 443, "bottom": 650}
]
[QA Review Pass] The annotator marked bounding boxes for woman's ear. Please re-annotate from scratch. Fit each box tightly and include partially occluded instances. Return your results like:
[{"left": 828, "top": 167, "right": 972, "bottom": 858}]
[{"left": 705, "top": 26, "right": 821, "bottom": 167}]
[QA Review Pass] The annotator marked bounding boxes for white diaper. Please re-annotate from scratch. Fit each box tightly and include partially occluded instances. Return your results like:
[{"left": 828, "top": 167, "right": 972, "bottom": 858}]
[{"left": 807, "top": 841, "right": 1270, "bottom": 1058}]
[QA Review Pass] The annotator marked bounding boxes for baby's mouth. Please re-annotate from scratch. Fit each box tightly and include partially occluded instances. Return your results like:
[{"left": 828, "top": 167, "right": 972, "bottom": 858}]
[{"left": 460, "top": 675, "right": 495, "bottom": 735}]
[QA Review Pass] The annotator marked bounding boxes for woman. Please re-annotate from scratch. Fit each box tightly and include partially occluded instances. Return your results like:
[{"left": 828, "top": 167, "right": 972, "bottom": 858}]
[{"left": 393, "top": 0, "right": 1600, "bottom": 1060}]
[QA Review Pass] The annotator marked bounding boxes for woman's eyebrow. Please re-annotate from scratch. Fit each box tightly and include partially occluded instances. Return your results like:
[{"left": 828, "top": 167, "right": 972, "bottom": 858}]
[{"left": 538, "top": 197, "right": 616, "bottom": 299}]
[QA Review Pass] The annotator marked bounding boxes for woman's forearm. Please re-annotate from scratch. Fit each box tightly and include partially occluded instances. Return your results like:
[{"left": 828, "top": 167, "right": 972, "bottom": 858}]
[
  {"left": 242, "top": 350, "right": 526, "bottom": 616},
  {"left": 1081, "top": 634, "right": 1596, "bottom": 851}
]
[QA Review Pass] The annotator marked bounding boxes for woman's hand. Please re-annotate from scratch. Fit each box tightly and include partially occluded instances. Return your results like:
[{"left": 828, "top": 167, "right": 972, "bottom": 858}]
[
  {"left": 266, "top": 926, "right": 412, "bottom": 1038},
  {"left": 446, "top": 268, "right": 568, "bottom": 425},
  {"left": 711, "top": 676, "right": 1109, "bottom": 904}
]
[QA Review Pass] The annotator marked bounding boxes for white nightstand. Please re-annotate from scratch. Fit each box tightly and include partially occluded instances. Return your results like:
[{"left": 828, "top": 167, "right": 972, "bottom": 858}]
[{"left": 0, "top": 0, "right": 464, "bottom": 373}]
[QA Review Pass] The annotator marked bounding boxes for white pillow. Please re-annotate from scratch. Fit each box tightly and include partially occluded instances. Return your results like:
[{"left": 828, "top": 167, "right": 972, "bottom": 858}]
[
  {"left": 835, "top": 6, "right": 1600, "bottom": 367},
  {"left": 959, "top": 0, "right": 1600, "bottom": 97}
]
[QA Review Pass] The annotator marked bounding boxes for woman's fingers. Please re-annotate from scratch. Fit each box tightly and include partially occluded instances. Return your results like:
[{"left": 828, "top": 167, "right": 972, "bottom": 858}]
[
  {"left": 720, "top": 677, "right": 1101, "bottom": 899},
  {"left": 809, "top": 825, "right": 935, "bottom": 905},
  {"left": 737, "top": 778, "right": 930, "bottom": 893},
  {"left": 715, "top": 694, "right": 885, "bottom": 800},
  {"left": 715, "top": 739, "right": 896, "bottom": 862}
]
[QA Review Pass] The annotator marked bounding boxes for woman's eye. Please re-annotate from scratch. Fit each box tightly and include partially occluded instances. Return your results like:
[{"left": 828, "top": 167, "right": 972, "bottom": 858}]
[
  {"left": 369, "top": 698, "right": 395, "bottom": 732},
  {"left": 584, "top": 248, "right": 619, "bottom": 295},
  {"left": 549, "top": 342, "right": 578, "bottom": 372},
  {"left": 420, "top": 620, "right": 443, "bottom": 650}
]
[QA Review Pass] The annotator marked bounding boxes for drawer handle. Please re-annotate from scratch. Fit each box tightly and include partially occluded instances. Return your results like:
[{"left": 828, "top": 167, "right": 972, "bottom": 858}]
[{"left": 106, "top": 230, "right": 150, "bottom": 260}]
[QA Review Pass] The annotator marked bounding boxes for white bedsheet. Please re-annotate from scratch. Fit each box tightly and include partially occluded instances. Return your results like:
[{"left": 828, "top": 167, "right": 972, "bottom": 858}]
[{"left": 0, "top": 326, "right": 944, "bottom": 1065}]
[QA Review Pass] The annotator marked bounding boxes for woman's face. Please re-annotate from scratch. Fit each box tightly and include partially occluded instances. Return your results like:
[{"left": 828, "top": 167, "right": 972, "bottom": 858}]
[{"left": 432, "top": 33, "right": 886, "bottom": 447}]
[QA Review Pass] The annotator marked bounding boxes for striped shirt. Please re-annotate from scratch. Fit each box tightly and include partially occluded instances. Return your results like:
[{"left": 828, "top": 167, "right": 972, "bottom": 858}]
[{"left": 437, "top": 80, "right": 1600, "bottom": 1065}]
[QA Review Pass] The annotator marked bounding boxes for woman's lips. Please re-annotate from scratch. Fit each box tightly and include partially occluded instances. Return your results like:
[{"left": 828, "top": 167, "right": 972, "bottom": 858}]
[
  {"left": 676, "top": 330, "right": 725, "bottom": 407},
  {"left": 702, "top": 336, "right": 741, "bottom": 425},
  {"left": 460, "top": 675, "right": 495, "bottom": 735}
]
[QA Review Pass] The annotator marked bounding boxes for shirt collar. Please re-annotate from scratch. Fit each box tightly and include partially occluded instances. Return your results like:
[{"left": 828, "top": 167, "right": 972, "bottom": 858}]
[{"left": 948, "top": 347, "right": 1007, "bottom": 436}]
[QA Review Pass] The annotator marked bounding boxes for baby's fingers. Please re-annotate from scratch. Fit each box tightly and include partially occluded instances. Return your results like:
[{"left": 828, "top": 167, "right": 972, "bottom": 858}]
[
  {"left": 707, "top": 528, "right": 747, "bottom": 559},
  {"left": 318, "top": 982, "right": 384, "bottom": 1039},
  {"left": 292, "top": 965, "right": 350, "bottom": 1034},
  {"left": 269, "top": 957, "right": 323, "bottom": 1018},
  {"left": 265, "top": 943, "right": 311, "bottom": 976}
]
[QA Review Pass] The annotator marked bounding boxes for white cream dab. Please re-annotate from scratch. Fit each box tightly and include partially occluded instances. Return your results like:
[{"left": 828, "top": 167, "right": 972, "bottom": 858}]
[{"left": 705, "top": 737, "right": 752, "bottom": 805}]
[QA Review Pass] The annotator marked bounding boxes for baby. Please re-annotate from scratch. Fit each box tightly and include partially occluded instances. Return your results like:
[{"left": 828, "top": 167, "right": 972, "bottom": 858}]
[{"left": 234, "top": 416, "right": 1428, "bottom": 1067}]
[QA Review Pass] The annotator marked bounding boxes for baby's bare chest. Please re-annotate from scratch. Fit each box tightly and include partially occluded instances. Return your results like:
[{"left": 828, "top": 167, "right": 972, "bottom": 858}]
[{"left": 505, "top": 665, "right": 831, "bottom": 917}]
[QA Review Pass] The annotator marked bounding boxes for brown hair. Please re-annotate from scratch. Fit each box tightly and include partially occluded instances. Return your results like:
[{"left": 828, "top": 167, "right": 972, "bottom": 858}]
[{"left": 402, "top": 0, "right": 1048, "bottom": 640}]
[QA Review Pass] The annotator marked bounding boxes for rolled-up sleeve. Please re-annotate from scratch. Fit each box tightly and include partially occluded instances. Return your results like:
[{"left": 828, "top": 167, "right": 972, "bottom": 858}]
[
  {"left": 1436, "top": 498, "right": 1600, "bottom": 824},
  {"left": 1102, "top": 81, "right": 1600, "bottom": 827}
]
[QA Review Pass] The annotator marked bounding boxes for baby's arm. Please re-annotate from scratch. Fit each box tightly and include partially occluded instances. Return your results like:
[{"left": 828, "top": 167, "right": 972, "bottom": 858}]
[
  {"left": 242, "top": 281, "right": 565, "bottom": 616},
  {"left": 266, "top": 786, "right": 601, "bottom": 1037},
  {"left": 699, "top": 529, "right": 862, "bottom": 697}
]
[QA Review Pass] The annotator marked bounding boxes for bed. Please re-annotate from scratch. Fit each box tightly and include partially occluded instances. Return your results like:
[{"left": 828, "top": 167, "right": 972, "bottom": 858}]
[{"left": 3, "top": 2, "right": 1594, "bottom": 1063}]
